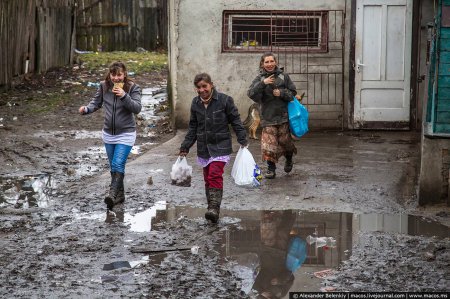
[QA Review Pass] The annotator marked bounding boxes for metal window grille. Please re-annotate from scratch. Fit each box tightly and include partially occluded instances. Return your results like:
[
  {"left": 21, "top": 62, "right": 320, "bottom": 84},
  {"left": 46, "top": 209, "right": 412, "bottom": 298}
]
[{"left": 222, "top": 10, "right": 328, "bottom": 53}]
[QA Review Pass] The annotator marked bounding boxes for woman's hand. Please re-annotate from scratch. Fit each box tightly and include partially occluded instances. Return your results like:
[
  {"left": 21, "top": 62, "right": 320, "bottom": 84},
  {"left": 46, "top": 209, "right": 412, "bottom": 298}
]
[
  {"left": 295, "top": 92, "right": 305, "bottom": 102},
  {"left": 78, "top": 106, "right": 87, "bottom": 115},
  {"left": 263, "top": 74, "right": 275, "bottom": 85},
  {"left": 112, "top": 86, "right": 125, "bottom": 98}
]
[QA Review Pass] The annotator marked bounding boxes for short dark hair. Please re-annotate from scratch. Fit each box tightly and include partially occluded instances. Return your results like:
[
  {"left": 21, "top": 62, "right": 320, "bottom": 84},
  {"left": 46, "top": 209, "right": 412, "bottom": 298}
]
[{"left": 193, "top": 73, "right": 213, "bottom": 86}]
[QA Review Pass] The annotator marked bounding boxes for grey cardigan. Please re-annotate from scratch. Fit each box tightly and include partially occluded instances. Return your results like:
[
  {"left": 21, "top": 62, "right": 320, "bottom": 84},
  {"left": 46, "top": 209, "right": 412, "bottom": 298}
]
[{"left": 85, "top": 81, "right": 142, "bottom": 135}]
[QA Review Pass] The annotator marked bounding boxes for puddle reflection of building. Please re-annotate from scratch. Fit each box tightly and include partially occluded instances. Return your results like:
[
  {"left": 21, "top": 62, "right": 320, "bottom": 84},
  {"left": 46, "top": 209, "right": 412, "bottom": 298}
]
[
  {"left": 119, "top": 203, "right": 448, "bottom": 294},
  {"left": 355, "top": 214, "right": 450, "bottom": 239},
  {"left": 154, "top": 206, "right": 354, "bottom": 294},
  {"left": 221, "top": 210, "right": 353, "bottom": 295},
  {"left": 220, "top": 211, "right": 353, "bottom": 265},
  {"left": 0, "top": 174, "right": 53, "bottom": 208}
]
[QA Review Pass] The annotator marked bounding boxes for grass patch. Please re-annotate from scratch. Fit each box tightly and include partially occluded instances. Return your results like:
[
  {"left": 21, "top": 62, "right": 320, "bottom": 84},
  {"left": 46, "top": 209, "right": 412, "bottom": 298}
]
[
  {"left": 27, "top": 86, "right": 85, "bottom": 114},
  {"left": 77, "top": 51, "right": 168, "bottom": 75}
]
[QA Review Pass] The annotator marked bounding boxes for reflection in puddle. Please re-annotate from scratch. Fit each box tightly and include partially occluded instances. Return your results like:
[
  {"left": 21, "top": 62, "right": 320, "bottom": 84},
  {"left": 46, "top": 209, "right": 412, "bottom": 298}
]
[
  {"left": 74, "top": 201, "right": 168, "bottom": 228},
  {"left": 75, "top": 202, "right": 448, "bottom": 293},
  {"left": 0, "top": 174, "right": 55, "bottom": 208},
  {"left": 124, "top": 201, "right": 167, "bottom": 232},
  {"left": 140, "top": 87, "right": 168, "bottom": 120},
  {"left": 217, "top": 210, "right": 350, "bottom": 294},
  {"left": 141, "top": 205, "right": 449, "bottom": 294},
  {"left": 139, "top": 87, "right": 168, "bottom": 138},
  {"left": 356, "top": 213, "right": 450, "bottom": 238}
]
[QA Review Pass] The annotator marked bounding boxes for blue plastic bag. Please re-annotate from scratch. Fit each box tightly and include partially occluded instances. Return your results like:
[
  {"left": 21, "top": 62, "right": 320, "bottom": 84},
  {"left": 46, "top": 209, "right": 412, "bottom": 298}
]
[
  {"left": 285, "top": 236, "right": 307, "bottom": 272},
  {"left": 287, "top": 97, "right": 309, "bottom": 138}
]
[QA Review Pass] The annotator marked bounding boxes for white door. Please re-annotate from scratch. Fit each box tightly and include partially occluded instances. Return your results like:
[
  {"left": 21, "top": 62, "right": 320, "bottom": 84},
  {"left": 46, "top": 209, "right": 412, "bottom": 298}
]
[{"left": 354, "top": 0, "right": 412, "bottom": 127}]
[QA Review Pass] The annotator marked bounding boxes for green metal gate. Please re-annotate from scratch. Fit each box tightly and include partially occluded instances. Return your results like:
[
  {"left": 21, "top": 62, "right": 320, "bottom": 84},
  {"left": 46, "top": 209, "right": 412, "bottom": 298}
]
[{"left": 426, "top": 0, "right": 450, "bottom": 136}]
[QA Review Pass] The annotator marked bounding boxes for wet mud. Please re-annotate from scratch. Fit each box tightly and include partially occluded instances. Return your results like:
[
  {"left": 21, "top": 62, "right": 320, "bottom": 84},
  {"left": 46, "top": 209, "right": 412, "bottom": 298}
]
[
  {"left": 1, "top": 202, "right": 448, "bottom": 297},
  {"left": 1, "top": 74, "right": 449, "bottom": 297}
]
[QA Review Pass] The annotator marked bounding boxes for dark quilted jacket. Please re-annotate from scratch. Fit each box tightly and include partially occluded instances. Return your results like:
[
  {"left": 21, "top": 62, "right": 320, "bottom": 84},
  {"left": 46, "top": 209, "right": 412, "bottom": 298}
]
[{"left": 180, "top": 89, "right": 247, "bottom": 159}]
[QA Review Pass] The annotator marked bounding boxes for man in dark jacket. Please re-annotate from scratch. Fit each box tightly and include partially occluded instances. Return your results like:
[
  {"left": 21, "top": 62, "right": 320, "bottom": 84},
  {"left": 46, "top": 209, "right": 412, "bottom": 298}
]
[{"left": 180, "top": 73, "right": 248, "bottom": 223}]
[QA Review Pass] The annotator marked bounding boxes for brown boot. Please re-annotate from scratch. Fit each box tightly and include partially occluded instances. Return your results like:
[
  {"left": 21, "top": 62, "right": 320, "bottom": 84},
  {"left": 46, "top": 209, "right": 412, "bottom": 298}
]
[{"left": 205, "top": 188, "right": 223, "bottom": 223}]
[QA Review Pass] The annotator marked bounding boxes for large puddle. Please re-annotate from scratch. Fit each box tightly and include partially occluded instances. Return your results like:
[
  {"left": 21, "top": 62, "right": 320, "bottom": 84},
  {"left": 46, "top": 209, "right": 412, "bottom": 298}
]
[
  {"left": 90, "top": 204, "right": 449, "bottom": 293},
  {"left": 106, "top": 204, "right": 449, "bottom": 238},
  {"left": 0, "top": 173, "right": 56, "bottom": 208},
  {"left": 139, "top": 87, "right": 169, "bottom": 138}
]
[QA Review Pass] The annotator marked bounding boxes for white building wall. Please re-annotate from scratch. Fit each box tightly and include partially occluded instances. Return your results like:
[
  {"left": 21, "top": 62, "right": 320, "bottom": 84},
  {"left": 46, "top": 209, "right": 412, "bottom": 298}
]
[{"left": 169, "top": 0, "right": 350, "bottom": 129}]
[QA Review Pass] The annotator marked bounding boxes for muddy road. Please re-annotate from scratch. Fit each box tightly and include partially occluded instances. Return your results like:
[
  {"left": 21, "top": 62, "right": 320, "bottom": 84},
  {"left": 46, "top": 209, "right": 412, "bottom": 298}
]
[{"left": 0, "top": 67, "right": 449, "bottom": 298}]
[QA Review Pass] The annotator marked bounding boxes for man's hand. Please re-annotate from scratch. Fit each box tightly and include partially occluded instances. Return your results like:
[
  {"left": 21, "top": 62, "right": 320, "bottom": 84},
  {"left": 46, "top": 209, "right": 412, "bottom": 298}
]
[{"left": 179, "top": 151, "right": 188, "bottom": 157}]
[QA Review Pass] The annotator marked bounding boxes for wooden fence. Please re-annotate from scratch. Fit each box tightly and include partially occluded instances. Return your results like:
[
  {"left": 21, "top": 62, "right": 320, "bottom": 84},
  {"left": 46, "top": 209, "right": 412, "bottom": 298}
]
[
  {"left": 0, "top": 0, "right": 167, "bottom": 87},
  {"left": 0, "top": 0, "right": 75, "bottom": 87},
  {"left": 76, "top": 0, "right": 168, "bottom": 51}
]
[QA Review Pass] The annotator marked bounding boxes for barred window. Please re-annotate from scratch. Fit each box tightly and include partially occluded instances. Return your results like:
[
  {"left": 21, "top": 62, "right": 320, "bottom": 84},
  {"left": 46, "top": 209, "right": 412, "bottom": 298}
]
[{"left": 222, "top": 11, "right": 328, "bottom": 52}]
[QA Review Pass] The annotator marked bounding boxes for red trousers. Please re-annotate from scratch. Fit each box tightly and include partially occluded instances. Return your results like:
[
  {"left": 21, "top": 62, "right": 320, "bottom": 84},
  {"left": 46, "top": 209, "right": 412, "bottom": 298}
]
[{"left": 202, "top": 161, "right": 225, "bottom": 189}]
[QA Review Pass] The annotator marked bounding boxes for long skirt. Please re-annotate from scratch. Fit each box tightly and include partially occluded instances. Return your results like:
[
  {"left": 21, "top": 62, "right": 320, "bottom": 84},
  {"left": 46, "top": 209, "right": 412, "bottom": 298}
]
[{"left": 261, "top": 122, "right": 297, "bottom": 163}]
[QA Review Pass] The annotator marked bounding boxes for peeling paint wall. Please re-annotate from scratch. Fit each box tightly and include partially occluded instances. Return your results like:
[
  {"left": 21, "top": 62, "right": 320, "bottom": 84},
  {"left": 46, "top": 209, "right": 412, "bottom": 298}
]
[{"left": 169, "top": 0, "right": 350, "bottom": 129}]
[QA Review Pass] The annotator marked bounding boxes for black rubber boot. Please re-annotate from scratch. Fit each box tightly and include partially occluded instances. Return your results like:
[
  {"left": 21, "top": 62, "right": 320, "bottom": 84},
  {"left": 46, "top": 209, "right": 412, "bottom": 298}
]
[
  {"left": 265, "top": 161, "right": 276, "bottom": 179},
  {"left": 205, "top": 186, "right": 211, "bottom": 209},
  {"left": 108, "top": 171, "right": 124, "bottom": 203},
  {"left": 105, "top": 172, "right": 118, "bottom": 210},
  {"left": 116, "top": 173, "right": 125, "bottom": 204},
  {"left": 104, "top": 172, "right": 124, "bottom": 210},
  {"left": 205, "top": 188, "right": 223, "bottom": 223},
  {"left": 284, "top": 154, "right": 293, "bottom": 173}
]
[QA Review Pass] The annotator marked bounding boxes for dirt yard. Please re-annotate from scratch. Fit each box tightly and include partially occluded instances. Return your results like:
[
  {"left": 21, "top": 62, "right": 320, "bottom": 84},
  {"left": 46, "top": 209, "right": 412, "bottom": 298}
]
[
  {"left": 0, "top": 61, "right": 172, "bottom": 184},
  {"left": 0, "top": 60, "right": 449, "bottom": 298}
]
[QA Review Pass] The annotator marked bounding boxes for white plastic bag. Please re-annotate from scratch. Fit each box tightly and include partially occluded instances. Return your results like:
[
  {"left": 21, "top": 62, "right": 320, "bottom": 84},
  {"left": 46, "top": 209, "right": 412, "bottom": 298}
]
[
  {"left": 231, "top": 147, "right": 261, "bottom": 186},
  {"left": 170, "top": 156, "right": 192, "bottom": 187}
]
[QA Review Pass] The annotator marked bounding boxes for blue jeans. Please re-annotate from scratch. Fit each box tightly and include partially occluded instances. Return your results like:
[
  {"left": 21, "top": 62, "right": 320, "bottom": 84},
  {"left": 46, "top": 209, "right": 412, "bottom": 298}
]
[{"left": 104, "top": 143, "right": 132, "bottom": 174}]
